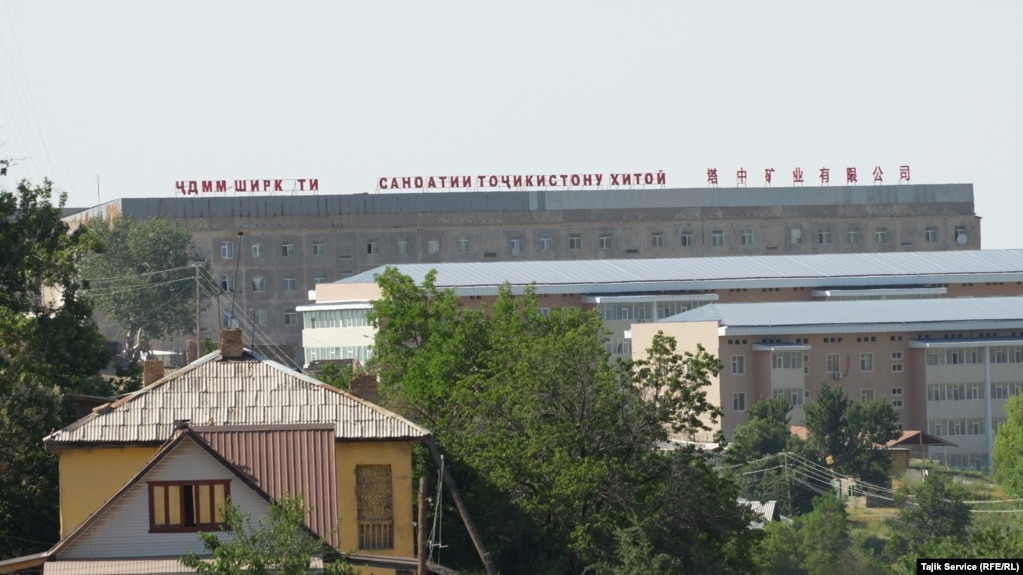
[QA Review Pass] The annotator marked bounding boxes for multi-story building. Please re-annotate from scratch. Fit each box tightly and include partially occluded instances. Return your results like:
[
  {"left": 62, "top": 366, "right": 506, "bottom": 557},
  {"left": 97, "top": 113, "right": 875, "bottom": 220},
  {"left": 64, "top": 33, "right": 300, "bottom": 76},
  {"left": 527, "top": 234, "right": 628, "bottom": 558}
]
[
  {"left": 630, "top": 297, "right": 1023, "bottom": 470},
  {"left": 64, "top": 183, "right": 980, "bottom": 363},
  {"left": 302, "top": 249, "right": 1023, "bottom": 366}
]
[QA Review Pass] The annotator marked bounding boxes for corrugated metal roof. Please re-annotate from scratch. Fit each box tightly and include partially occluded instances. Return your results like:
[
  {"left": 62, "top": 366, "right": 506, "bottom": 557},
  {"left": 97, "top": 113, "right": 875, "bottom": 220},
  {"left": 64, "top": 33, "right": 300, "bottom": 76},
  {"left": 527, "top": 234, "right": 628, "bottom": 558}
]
[
  {"left": 45, "top": 351, "right": 429, "bottom": 447},
  {"left": 197, "top": 425, "right": 339, "bottom": 546},
  {"left": 658, "top": 296, "right": 1023, "bottom": 330},
  {"left": 339, "top": 249, "right": 1023, "bottom": 295}
]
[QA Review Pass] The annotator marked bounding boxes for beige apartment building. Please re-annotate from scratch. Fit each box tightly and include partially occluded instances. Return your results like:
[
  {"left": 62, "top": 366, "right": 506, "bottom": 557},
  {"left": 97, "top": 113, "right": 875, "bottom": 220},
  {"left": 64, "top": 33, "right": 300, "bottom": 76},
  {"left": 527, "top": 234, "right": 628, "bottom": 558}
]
[
  {"left": 630, "top": 297, "right": 1023, "bottom": 470},
  {"left": 64, "top": 183, "right": 979, "bottom": 364}
]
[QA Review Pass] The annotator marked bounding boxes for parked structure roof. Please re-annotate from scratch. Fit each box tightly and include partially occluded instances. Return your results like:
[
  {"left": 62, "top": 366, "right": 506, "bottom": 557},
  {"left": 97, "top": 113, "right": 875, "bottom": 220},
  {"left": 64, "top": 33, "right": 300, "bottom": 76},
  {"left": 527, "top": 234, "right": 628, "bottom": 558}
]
[
  {"left": 337, "top": 249, "right": 1023, "bottom": 296},
  {"left": 658, "top": 296, "right": 1023, "bottom": 336},
  {"left": 45, "top": 350, "right": 430, "bottom": 447}
]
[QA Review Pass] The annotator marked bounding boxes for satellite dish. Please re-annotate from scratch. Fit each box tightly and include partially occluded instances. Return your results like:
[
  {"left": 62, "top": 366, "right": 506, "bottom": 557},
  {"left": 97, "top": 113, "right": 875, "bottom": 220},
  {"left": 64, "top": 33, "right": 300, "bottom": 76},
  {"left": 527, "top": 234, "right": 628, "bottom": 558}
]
[
  {"left": 957, "top": 233, "right": 968, "bottom": 245},
  {"left": 511, "top": 246, "right": 521, "bottom": 256}
]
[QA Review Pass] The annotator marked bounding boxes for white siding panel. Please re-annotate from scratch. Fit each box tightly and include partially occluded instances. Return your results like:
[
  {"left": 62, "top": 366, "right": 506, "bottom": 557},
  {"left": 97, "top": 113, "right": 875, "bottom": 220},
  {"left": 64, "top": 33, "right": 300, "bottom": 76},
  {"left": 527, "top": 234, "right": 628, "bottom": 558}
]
[{"left": 61, "top": 440, "right": 270, "bottom": 559}]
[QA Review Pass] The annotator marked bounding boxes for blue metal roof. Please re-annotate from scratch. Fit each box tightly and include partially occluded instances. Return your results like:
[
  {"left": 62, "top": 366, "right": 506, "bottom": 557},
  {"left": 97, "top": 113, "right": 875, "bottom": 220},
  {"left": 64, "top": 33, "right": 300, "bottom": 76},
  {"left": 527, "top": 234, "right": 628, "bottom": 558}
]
[
  {"left": 659, "top": 296, "right": 1023, "bottom": 333},
  {"left": 341, "top": 249, "right": 1023, "bottom": 295}
]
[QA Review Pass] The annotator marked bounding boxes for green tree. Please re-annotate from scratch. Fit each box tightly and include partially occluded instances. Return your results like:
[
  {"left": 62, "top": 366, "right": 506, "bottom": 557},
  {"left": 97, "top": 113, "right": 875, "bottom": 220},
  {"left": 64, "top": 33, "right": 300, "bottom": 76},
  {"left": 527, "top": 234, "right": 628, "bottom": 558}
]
[
  {"left": 727, "top": 397, "right": 791, "bottom": 464},
  {"left": 886, "top": 474, "right": 971, "bottom": 558},
  {"left": 368, "top": 268, "right": 756, "bottom": 574},
  {"left": 81, "top": 217, "right": 204, "bottom": 360},
  {"left": 803, "top": 381, "right": 899, "bottom": 486},
  {"left": 0, "top": 179, "right": 112, "bottom": 557},
  {"left": 994, "top": 393, "right": 1023, "bottom": 497},
  {"left": 180, "top": 495, "right": 356, "bottom": 575}
]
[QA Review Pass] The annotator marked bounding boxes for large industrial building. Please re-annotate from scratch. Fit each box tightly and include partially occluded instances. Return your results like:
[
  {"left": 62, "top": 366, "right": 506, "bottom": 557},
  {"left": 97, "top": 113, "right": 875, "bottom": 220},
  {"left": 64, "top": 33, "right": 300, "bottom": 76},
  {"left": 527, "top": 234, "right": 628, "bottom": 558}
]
[
  {"left": 64, "top": 183, "right": 980, "bottom": 364},
  {"left": 302, "top": 249, "right": 1023, "bottom": 469}
]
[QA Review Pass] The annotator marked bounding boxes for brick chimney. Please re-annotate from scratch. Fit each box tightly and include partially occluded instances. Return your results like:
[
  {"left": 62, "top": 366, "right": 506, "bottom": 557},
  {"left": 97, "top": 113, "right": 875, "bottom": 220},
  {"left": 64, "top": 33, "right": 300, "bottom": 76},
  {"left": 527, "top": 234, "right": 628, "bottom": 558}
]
[
  {"left": 220, "top": 328, "right": 244, "bottom": 359},
  {"left": 186, "top": 339, "right": 198, "bottom": 363},
  {"left": 348, "top": 374, "right": 380, "bottom": 404},
  {"left": 142, "top": 358, "right": 165, "bottom": 386}
]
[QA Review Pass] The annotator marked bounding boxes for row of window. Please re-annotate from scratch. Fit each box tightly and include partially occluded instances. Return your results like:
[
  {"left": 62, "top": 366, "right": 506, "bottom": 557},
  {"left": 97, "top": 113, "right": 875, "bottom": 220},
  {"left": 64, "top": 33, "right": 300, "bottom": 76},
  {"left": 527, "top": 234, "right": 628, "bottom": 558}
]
[
  {"left": 732, "top": 387, "right": 904, "bottom": 413},
  {"left": 222, "top": 309, "right": 298, "bottom": 328},
  {"left": 729, "top": 351, "right": 905, "bottom": 375},
  {"left": 303, "top": 309, "right": 371, "bottom": 329},
  {"left": 928, "top": 418, "right": 988, "bottom": 437},
  {"left": 927, "top": 381, "right": 1023, "bottom": 401},
  {"left": 597, "top": 301, "right": 701, "bottom": 322},
  {"left": 220, "top": 274, "right": 336, "bottom": 294},
  {"left": 304, "top": 345, "right": 372, "bottom": 364},
  {"left": 926, "top": 346, "right": 1023, "bottom": 366},
  {"left": 218, "top": 224, "right": 970, "bottom": 261}
]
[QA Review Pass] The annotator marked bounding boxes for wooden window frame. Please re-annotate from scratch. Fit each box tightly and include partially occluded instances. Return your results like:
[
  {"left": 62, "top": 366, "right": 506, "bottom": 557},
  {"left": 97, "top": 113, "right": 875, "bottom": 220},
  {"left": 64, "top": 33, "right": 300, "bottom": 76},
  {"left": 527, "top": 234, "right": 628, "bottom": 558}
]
[{"left": 148, "top": 480, "right": 231, "bottom": 533}]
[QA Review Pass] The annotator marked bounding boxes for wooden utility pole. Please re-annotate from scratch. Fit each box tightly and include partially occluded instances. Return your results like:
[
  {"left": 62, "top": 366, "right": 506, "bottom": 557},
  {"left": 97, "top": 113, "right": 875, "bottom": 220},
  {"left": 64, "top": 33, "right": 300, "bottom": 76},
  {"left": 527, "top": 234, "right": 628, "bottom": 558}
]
[
  {"left": 194, "top": 263, "right": 201, "bottom": 345},
  {"left": 425, "top": 436, "right": 495, "bottom": 575},
  {"left": 418, "top": 476, "right": 427, "bottom": 575}
]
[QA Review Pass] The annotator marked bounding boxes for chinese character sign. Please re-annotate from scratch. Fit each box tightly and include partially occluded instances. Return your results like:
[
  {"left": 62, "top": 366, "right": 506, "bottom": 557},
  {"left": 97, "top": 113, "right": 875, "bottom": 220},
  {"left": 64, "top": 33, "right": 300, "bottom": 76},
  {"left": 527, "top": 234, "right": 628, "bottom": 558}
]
[
  {"left": 736, "top": 167, "right": 748, "bottom": 186},
  {"left": 846, "top": 167, "right": 857, "bottom": 184},
  {"left": 792, "top": 167, "right": 804, "bottom": 184},
  {"left": 873, "top": 166, "right": 883, "bottom": 183},
  {"left": 707, "top": 168, "right": 719, "bottom": 185},
  {"left": 819, "top": 167, "right": 830, "bottom": 185}
]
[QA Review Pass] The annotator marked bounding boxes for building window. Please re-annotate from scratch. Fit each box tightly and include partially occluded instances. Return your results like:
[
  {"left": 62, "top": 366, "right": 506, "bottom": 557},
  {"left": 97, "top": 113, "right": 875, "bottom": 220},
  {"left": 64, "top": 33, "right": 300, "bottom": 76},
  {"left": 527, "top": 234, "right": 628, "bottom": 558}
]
[
  {"left": 356, "top": 465, "right": 394, "bottom": 550},
  {"left": 284, "top": 310, "right": 298, "bottom": 325},
  {"left": 284, "top": 275, "right": 297, "bottom": 291},
  {"left": 220, "top": 241, "right": 234, "bottom": 259},
  {"left": 891, "top": 351, "right": 903, "bottom": 373},
  {"left": 847, "top": 229, "right": 859, "bottom": 244},
  {"left": 148, "top": 480, "right": 229, "bottom": 532},
  {"left": 892, "top": 387, "right": 903, "bottom": 397},
  {"left": 510, "top": 237, "right": 522, "bottom": 254},
  {"left": 458, "top": 236, "right": 470, "bottom": 253},
  {"left": 251, "top": 275, "right": 266, "bottom": 293},
  {"left": 733, "top": 392, "right": 746, "bottom": 412},
  {"left": 312, "top": 240, "right": 325, "bottom": 256},
  {"left": 314, "top": 275, "right": 327, "bottom": 285},
  {"left": 652, "top": 233, "right": 664, "bottom": 248},
  {"left": 282, "top": 242, "right": 295, "bottom": 257},
  {"left": 367, "top": 240, "right": 379, "bottom": 255},
  {"left": 731, "top": 355, "right": 745, "bottom": 375},
  {"left": 711, "top": 230, "right": 724, "bottom": 247},
  {"left": 818, "top": 228, "right": 831, "bottom": 244},
  {"left": 397, "top": 239, "right": 409, "bottom": 254},
  {"left": 220, "top": 275, "right": 235, "bottom": 292},
  {"left": 427, "top": 240, "right": 440, "bottom": 254},
  {"left": 254, "top": 309, "right": 267, "bottom": 326},
  {"left": 861, "top": 389, "right": 875, "bottom": 401},
  {"left": 860, "top": 352, "right": 874, "bottom": 372},
  {"left": 790, "top": 228, "right": 803, "bottom": 245},
  {"left": 892, "top": 399, "right": 903, "bottom": 409},
  {"left": 251, "top": 242, "right": 264, "bottom": 258},
  {"left": 772, "top": 351, "right": 803, "bottom": 369},
  {"left": 826, "top": 353, "right": 841, "bottom": 377},
  {"left": 740, "top": 230, "right": 753, "bottom": 246},
  {"left": 680, "top": 232, "right": 694, "bottom": 247},
  {"left": 925, "top": 226, "right": 938, "bottom": 242},
  {"left": 600, "top": 234, "right": 613, "bottom": 250},
  {"left": 540, "top": 234, "right": 553, "bottom": 251},
  {"left": 954, "top": 226, "right": 967, "bottom": 242},
  {"left": 876, "top": 227, "right": 888, "bottom": 244},
  {"left": 569, "top": 234, "right": 582, "bottom": 250}
]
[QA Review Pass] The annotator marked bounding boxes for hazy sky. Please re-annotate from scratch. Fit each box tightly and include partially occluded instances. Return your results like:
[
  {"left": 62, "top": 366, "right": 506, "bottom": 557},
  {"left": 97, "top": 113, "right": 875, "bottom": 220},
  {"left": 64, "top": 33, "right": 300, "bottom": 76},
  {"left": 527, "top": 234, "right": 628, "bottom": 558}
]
[{"left": 2, "top": 1, "right": 1021, "bottom": 248}]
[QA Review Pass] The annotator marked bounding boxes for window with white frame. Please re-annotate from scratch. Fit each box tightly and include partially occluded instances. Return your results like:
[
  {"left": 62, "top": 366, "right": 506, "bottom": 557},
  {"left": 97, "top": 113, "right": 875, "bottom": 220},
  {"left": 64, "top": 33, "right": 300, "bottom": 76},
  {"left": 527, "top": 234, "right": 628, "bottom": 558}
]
[
  {"left": 826, "top": 353, "right": 841, "bottom": 376},
  {"left": 283, "top": 275, "right": 297, "bottom": 291},
  {"left": 790, "top": 228, "right": 803, "bottom": 245},
  {"left": 954, "top": 225, "right": 967, "bottom": 242},
  {"left": 220, "top": 275, "right": 235, "bottom": 292},
  {"left": 892, "top": 387, "right": 903, "bottom": 397},
  {"left": 860, "top": 352, "right": 874, "bottom": 372},
  {"left": 733, "top": 392, "right": 746, "bottom": 412},
  {"left": 221, "top": 241, "right": 234, "bottom": 259},
  {"left": 652, "top": 233, "right": 664, "bottom": 248},
  {"left": 861, "top": 388, "right": 875, "bottom": 401},
  {"left": 510, "top": 237, "right": 522, "bottom": 253},
  {"left": 599, "top": 233, "right": 613, "bottom": 250},
  {"left": 312, "top": 240, "right": 325, "bottom": 256},
  {"left": 847, "top": 229, "right": 859, "bottom": 244},
  {"left": 569, "top": 234, "right": 582, "bottom": 250},
  {"left": 458, "top": 236, "right": 470, "bottom": 253},
  {"left": 711, "top": 230, "right": 724, "bottom": 246},
  {"left": 281, "top": 242, "right": 295, "bottom": 257},
  {"left": 428, "top": 239, "right": 440, "bottom": 253},
  {"left": 314, "top": 275, "right": 326, "bottom": 285},
  {"left": 740, "top": 230, "right": 753, "bottom": 246},
  {"left": 254, "top": 309, "right": 267, "bottom": 326},
  {"left": 680, "top": 232, "right": 693, "bottom": 247},
  {"left": 925, "top": 226, "right": 938, "bottom": 242},
  {"left": 540, "top": 234, "right": 553, "bottom": 251},
  {"left": 251, "top": 275, "right": 266, "bottom": 293},
  {"left": 772, "top": 351, "right": 803, "bottom": 369},
  {"left": 367, "top": 240, "right": 379, "bottom": 255},
  {"left": 876, "top": 227, "right": 888, "bottom": 244},
  {"left": 397, "top": 239, "right": 409, "bottom": 254},
  {"left": 251, "top": 242, "right": 264, "bottom": 258},
  {"left": 818, "top": 228, "right": 831, "bottom": 244},
  {"left": 284, "top": 310, "right": 298, "bottom": 325},
  {"left": 731, "top": 355, "right": 745, "bottom": 375}
]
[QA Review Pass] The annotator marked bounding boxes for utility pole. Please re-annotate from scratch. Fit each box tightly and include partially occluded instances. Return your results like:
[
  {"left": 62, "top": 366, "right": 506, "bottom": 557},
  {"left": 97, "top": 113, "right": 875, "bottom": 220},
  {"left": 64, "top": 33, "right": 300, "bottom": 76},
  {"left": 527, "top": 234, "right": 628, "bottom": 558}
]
[
  {"left": 418, "top": 476, "right": 427, "bottom": 575},
  {"left": 192, "top": 262, "right": 203, "bottom": 354}
]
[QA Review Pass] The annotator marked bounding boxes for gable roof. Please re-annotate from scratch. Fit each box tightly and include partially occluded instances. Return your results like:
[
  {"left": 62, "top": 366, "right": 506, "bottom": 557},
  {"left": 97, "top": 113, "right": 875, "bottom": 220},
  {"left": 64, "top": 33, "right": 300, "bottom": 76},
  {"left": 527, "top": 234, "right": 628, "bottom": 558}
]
[{"left": 45, "top": 349, "right": 429, "bottom": 448}]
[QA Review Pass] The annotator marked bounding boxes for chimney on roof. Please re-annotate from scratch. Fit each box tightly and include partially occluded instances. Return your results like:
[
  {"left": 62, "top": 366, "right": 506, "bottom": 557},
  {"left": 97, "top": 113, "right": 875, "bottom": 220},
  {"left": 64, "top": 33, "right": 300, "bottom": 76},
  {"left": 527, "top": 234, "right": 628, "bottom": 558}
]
[
  {"left": 348, "top": 374, "right": 380, "bottom": 404},
  {"left": 221, "top": 328, "right": 244, "bottom": 359},
  {"left": 142, "top": 358, "right": 165, "bottom": 386}
]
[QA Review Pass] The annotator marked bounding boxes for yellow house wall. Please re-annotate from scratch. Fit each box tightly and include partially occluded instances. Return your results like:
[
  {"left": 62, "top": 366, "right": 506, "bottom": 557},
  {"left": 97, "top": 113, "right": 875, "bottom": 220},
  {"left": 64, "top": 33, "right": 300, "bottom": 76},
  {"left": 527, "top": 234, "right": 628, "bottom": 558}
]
[
  {"left": 57, "top": 446, "right": 159, "bottom": 536},
  {"left": 335, "top": 441, "right": 416, "bottom": 561}
]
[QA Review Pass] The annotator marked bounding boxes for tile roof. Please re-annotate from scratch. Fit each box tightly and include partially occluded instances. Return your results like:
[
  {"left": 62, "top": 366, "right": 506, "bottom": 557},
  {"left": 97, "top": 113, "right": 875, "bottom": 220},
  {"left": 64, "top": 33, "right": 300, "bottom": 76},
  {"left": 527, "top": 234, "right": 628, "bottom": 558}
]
[
  {"left": 45, "top": 350, "right": 430, "bottom": 447},
  {"left": 337, "top": 249, "right": 1023, "bottom": 295}
]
